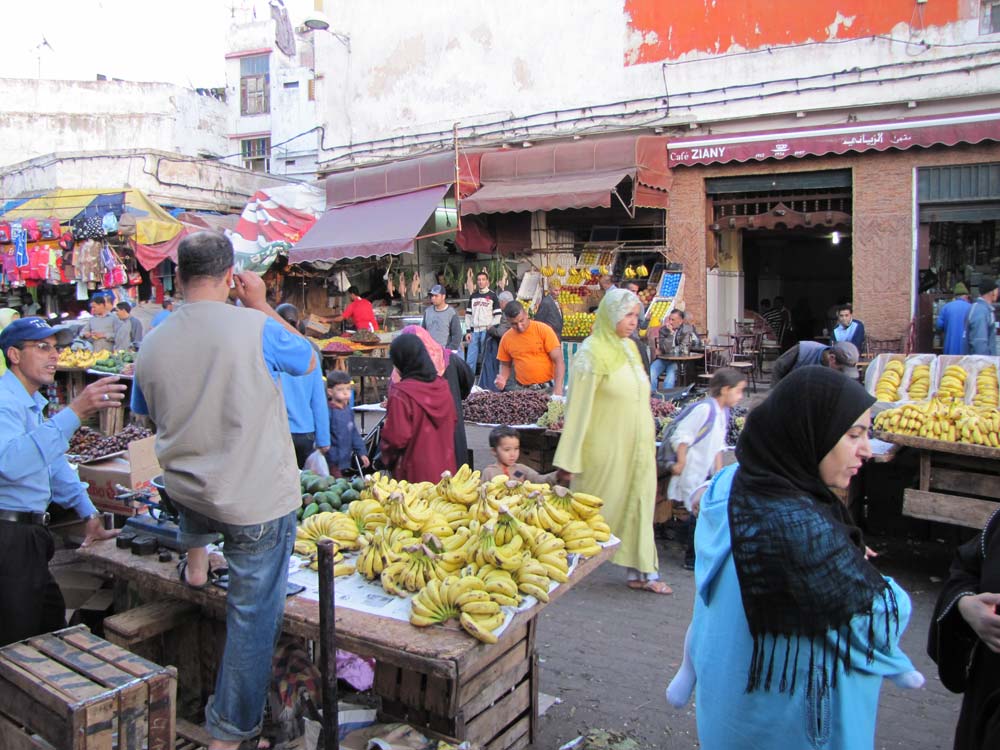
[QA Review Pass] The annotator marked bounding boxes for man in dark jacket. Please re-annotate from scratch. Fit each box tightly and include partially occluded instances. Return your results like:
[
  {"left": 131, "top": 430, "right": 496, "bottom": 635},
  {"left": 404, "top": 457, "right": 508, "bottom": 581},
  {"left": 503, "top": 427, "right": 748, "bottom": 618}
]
[
  {"left": 534, "top": 284, "right": 563, "bottom": 339},
  {"left": 771, "top": 340, "right": 859, "bottom": 386}
]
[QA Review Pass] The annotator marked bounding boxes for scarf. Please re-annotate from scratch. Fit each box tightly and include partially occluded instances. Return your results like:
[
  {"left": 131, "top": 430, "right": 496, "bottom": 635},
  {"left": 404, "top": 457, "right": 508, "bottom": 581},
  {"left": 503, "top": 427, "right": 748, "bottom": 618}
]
[
  {"left": 390, "top": 325, "right": 449, "bottom": 383},
  {"left": 577, "top": 288, "right": 640, "bottom": 375},
  {"left": 389, "top": 333, "right": 438, "bottom": 383},
  {"left": 728, "top": 366, "right": 897, "bottom": 695}
]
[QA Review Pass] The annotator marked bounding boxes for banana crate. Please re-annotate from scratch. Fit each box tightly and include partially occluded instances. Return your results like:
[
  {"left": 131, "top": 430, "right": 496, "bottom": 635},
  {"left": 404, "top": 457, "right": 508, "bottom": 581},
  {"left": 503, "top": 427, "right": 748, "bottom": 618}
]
[
  {"left": 0, "top": 625, "right": 176, "bottom": 750},
  {"left": 375, "top": 619, "right": 538, "bottom": 750}
]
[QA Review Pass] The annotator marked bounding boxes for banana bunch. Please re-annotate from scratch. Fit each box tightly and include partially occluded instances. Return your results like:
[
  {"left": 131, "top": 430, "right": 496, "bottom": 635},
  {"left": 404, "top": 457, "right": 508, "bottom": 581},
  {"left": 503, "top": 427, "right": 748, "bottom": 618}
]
[
  {"left": 540, "top": 264, "right": 555, "bottom": 277},
  {"left": 587, "top": 514, "right": 612, "bottom": 542},
  {"left": 298, "top": 541, "right": 355, "bottom": 576},
  {"left": 974, "top": 367, "right": 999, "bottom": 409},
  {"left": 437, "top": 466, "right": 481, "bottom": 505},
  {"left": 381, "top": 489, "right": 433, "bottom": 532},
  {"left": 296, "top": 511, "right": 361, "bottom": 550},
  {"left": 476, "top": 564, "right": 521, "bottom": 607},
  {"left": 907, "top": 364, "right": 931, "bottom": 400},
  {"left": 428, "top": 497, "right": 468, "bottom": 529},
  {"left": 381, "top": 543, "right": 444, "bottom": 596},
  {"left": 420, "top": 511, "right": 454, "bottom": 539},
  {"left": 482, "top": 476, "right": 525, "bottom": 510},
  {"left": 624, "top": 265, "right": 637, "bottom": 280},
  {"left": 409, "top": 575, "right": 506, "bottom": 643},
  {"left": 513, "top": 556, "right": 552, "bottom": 603},
  {"left": 636, "top": 264, "right": 649, "bottom": 277},
  {"left": 360, "top": 472, "right": 398, "bottom": 501},
  {"left": 355, "top": 527, "right": 410, "bottom": 580},
  {"left": 874, "top": 397, "right": 1000, "bottom": 446},
  {"left": 558, "top": 520, "right": 602, "bottom": 558},
  {"left": 548, "top": 486, "right": 603, "bottom": 521},
  {"left": 874, "top": 360, "right": 904, "bottom": 402},
  {"left": 514, "top": 491, "right": 571, "bottom": 533},
  {"left": 938, "top": 365, "right": 968, "bottom": 400},
  {"left": 954, "top": 408, "right": 1000, "bottom": 447},
  {"left": 468, "top": 490, "right": 500, "bottom": 524},
  {"left": 57, "top": 349, "right": 104, "bottom": 369},
  {"left": 494, "top": 506, "right": 527, "bottom": 546},
  {"left": 457, "top": 520, "right": 525, "bottom": 571},
  {"left": 347, "top": 498, "right": 387, "bottom": 535},
  {"left": 519, "top": 527, "right": 569, "bottom": 583}
]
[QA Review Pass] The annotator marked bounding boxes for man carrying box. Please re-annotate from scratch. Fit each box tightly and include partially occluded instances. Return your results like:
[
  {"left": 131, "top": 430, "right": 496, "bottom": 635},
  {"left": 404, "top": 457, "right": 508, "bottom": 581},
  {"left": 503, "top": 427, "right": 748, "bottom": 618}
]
[{"left": 0, "top": 317, "right": 124, "bottom": 647}]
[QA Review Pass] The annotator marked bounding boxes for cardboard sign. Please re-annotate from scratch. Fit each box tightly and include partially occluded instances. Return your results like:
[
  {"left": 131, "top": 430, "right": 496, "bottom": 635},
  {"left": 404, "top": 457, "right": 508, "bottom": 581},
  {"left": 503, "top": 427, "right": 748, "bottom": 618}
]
[{"left": 76, "top": 436, "right": 159, "bottom": 515}]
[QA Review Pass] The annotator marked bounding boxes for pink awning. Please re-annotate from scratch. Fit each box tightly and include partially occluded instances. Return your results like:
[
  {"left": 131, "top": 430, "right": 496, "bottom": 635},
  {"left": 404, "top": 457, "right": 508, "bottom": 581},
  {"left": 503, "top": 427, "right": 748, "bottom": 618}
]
[
  {"left": 325, "top": 151, "right": 483, "bottom": 207},
  {"left": 667, "top": 109, "right": 1000, "bottom": 167},
  {"left": 461, "top": 169, "right": 634, "bottom": 215},
  {"left": 289, "top": 184, "right": 449, "bottom": 264},
  {"left": 461, "top": 134, "right": 671, "bottom": 215}
]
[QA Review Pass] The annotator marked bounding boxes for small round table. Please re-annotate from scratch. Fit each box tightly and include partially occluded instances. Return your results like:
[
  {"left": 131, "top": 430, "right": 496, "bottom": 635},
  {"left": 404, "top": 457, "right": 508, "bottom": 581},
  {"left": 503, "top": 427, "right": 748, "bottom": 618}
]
[{"left": 656, "top": 353, "right": 703, "bottom": 387}]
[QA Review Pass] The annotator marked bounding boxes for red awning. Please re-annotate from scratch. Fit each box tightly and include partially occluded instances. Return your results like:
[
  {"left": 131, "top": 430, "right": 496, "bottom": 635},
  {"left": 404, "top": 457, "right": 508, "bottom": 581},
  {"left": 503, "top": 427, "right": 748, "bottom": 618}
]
[
  {"left": 289, "top": 184, "right": 449, "bottom": 264},
  {"left": 667, "top": 109, "right": 1000, "bottom": 167},
  {"left": 461, "top": 169, "right": 634, "bottom": 214},
  {"left": 325, "top": 151, "right": 482, "bottom": 207},
  {"left": 461, "top": 134, "right": 671, "bottom": 215}
]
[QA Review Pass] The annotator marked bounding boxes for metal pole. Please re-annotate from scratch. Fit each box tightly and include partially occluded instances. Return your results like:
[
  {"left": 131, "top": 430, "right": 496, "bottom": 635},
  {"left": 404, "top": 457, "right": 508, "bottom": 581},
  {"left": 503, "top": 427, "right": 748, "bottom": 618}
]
[{"left": 317, "top": 539, "right": 339, "bottom": 750}]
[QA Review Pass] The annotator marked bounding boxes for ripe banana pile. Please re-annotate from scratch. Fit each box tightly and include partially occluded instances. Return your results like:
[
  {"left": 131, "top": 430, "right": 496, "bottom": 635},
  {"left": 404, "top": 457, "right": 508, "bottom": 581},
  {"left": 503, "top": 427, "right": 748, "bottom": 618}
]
[
  {"left": 907, "top": 364, "right": 931, "bottom": 400},
  {"left": 293, "top": 467, "right": 613, "bottom": 643},
  {"left": 874, "top": 360, "right": 904, "bottom": 402},
  {"left": 874, "top": 397, "right": 1000, "bottom": 447},
  {"left": 938, "top": 365, "right": 968, "bottom": 400},
  {"left": 974, "top": 367, "right": 999, "bottom": 409},
  {"left": 57, "top": 349, "right": 104, "bottom": 369}
]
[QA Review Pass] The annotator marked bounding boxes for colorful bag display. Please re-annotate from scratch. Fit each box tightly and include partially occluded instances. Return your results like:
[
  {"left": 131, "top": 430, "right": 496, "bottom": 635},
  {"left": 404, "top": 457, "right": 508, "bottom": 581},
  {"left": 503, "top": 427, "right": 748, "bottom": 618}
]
[
  {"left": 0, "top": 222, "right": 11, "bottom": 244},
  {"left": 39, "top": 218, "right": 61, "bottom": 240}
]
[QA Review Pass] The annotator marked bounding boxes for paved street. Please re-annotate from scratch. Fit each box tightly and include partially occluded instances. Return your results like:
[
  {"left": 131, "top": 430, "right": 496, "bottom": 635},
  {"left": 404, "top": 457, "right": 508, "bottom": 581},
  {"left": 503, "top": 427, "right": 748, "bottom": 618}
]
[{"left": 529, "top": 530, "right": 963, "bottom": 750}]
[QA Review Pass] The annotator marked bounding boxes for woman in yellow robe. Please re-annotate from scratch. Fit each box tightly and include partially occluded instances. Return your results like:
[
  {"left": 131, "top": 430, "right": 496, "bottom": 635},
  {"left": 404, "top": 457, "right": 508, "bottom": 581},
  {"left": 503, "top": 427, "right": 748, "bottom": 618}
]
[{"left": 554, "top": 289, "right": 670, "bottom": 594}]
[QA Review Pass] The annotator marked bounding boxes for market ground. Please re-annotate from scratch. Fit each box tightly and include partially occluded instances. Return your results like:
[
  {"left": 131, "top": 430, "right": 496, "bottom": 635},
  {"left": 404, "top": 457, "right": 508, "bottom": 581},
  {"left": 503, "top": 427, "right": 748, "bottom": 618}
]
[{"left": 527, "top": 529, "right": 962, "bottom": 750}]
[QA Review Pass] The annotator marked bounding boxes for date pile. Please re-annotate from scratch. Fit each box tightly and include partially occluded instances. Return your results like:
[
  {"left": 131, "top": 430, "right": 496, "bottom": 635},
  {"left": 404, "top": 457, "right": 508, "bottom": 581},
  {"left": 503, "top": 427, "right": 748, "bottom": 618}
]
[
  {"left": 68, "top": 424, "right": 152, "bottom": 462},
  {"left": 463, "top": 390, "right": 551, "bottom": 425}
]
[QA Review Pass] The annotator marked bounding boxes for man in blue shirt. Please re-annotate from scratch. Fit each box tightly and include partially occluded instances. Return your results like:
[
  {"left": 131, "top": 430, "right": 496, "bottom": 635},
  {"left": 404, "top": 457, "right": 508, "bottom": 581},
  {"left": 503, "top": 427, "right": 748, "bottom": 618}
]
[
  {"left": 276, "top": 303, "right": 331, "bottom": 467},
  {"left": 151, "top": 297, "right": 173, "bottom": 328},
  {"left": 0, "top": 317, "right": 125, "bottom": 646},
  {"left": 770, "top": 340, "right": 860, "bottom": 386},
  {"left": 830, "top": 303, "right": 866, "bottom": 351},
  {"left": 936, "top": 283, "right": 972, "bottom": 355},
  {"left": 967, "top": 278, "right": 999, "bottom": 356}
]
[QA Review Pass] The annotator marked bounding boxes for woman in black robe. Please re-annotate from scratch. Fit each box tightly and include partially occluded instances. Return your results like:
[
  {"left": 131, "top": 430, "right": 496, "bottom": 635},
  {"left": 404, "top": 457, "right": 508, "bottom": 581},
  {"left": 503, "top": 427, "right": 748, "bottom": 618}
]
[{"left": 928, "top": 509, "right": 1000, "bottom": 749}]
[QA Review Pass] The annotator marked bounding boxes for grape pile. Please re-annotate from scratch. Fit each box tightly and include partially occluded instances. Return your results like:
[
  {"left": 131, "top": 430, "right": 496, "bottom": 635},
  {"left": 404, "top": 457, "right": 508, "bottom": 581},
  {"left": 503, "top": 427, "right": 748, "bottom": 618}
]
[
  {"left": 463, "top": 390, "right": 551, "bottom": 425},
  {"left": 537, "top": 398, "right": 566, "bottom": 430}
]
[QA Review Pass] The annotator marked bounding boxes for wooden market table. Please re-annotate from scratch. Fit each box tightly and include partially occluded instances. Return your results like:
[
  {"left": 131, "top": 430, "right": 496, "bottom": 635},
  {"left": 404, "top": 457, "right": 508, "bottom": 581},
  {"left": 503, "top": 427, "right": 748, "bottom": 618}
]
[
  {"left": 654, "top": 353, "right": 702, "bottom": 387},
  {"left": 872, "top": 430, "right": 1000, "bottom": 529},
  {"left": 321, "top": 343, "right": 390, "bottom": 372},
  {"left": 78, "top": 539, "right": 616, "bottom": 749}
]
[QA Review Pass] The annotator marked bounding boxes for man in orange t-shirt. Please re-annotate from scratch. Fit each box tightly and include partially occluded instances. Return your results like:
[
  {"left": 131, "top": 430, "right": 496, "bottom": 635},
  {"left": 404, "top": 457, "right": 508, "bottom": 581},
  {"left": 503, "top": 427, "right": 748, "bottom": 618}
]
[
  {"left": 331, "top": 286, "right": 379, "bottom": 331},
  {"left": 495, "top": 301, "right": 565, "bottom": 397}
]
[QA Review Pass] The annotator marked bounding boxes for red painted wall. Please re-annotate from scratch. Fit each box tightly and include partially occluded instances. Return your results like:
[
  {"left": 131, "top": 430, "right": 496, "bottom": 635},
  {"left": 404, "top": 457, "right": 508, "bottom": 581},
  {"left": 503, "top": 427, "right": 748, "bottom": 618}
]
[{"left": 625, "top": 0, "right": 963, "bottom": 64}]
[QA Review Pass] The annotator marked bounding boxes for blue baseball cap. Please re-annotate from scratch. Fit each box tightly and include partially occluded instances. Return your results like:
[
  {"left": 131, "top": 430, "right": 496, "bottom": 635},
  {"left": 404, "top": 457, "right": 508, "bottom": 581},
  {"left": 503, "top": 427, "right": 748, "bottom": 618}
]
[{"left": 0, "top": 316, "right": 74, "bottom": 352}]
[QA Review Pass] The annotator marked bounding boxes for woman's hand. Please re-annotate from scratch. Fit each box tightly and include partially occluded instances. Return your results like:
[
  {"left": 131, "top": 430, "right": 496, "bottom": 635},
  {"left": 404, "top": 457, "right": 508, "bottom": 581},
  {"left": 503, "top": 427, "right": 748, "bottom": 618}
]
[
  {"left": 957, "top": 593, "right": 1000, "bottom": 652},
  {"left": 556, "top": 469, "right": 573, "bottom": 485}
]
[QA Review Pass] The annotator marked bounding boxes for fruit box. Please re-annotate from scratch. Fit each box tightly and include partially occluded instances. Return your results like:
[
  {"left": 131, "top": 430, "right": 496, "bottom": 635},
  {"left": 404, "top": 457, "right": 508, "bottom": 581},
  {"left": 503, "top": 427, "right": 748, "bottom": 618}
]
[
  {"left": 935, "top": 355, "right": 1000, "bottom": 405},
  {"left": 76, "top": 437, "right": 159, "bottom": 516},
  {"left": 864, "top": 353, "right": 909, "bottom": 402}
]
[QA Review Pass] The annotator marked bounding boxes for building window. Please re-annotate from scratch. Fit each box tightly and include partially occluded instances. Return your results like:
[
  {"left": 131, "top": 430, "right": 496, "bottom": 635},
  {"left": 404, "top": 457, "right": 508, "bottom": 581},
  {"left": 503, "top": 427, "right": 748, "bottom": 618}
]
[
  {"left": 242, "top": 137, "right": 271, "bottom": 172},
  {"left": 983, "top": 1, "right": 1000, "bottom": 34},
  {"left": 240, "top": 54, "right": 270, "bottom": 115}
]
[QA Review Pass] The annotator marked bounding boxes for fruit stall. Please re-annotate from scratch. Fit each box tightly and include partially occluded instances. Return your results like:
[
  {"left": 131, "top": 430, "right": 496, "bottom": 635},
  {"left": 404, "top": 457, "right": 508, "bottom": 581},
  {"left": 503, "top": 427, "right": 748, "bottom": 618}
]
[
  {"left": 78, "top": 466, "right": 618, "bottom": 749},
  {"left": 866, "top": 353, "right": 1000, "bottom": 529}
]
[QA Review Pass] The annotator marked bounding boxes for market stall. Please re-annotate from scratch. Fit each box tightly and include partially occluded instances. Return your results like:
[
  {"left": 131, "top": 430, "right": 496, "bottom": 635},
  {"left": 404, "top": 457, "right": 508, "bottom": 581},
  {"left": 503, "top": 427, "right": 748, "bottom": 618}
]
[{"left": 866, "top": 352, "right": 1000, "bottom": 528}]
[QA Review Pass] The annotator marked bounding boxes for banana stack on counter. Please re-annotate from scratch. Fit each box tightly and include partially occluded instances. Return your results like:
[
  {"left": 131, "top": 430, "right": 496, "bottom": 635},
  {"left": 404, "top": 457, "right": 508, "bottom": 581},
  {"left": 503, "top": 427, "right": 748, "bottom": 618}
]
[
  {"left": 974, "top": 367, "right": 999, "bottom": 409},
  {"left": 292, "top": 467, "right": 613, "bottom": 643},
  {"left": 907, "top": 364, "right": 931, "bottom": 400},
  {"left": 938, "top": 364, "right": 968, "bottom": 400},
  {"left": 874, "top": 397, "right": 1000, "bottom": 447},
  {"left": 874, "top": 360, "right": 905, "bottom": 402}
]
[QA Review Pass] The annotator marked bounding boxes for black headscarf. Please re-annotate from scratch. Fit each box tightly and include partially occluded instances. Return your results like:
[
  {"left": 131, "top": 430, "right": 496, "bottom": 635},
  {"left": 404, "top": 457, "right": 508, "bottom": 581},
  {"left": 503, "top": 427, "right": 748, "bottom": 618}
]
[
  {"left": 728, "top": 366, "right": 897, "bottom": 695},
  {"left": 389, "top": 333, "right": 438, "bottom": 383}
]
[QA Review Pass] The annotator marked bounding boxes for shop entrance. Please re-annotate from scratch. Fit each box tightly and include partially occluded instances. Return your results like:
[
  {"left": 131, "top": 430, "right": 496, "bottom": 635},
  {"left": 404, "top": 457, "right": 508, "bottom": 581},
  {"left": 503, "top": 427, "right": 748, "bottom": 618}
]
[{"left": 743, "top": 228, "right": 853, "bottom": 341}]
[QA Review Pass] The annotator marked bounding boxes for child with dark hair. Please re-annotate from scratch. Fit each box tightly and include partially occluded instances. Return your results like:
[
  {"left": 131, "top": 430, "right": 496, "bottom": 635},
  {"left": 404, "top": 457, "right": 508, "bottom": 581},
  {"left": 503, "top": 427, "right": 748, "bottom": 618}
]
[
  {"left": 326, "top": 370, "right": 369, "bottom": 476},
  {"left": 481, "top": 426, "right": 559, "bottom": 483}
]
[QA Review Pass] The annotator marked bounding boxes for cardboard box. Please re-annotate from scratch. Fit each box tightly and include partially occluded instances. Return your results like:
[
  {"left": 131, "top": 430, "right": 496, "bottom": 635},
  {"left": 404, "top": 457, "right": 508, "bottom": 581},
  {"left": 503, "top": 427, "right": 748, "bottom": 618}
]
[
  {"left": 306, "top": 314, "right": 330, "bottom": 336},
  {"left": 76, "top": 436, "right": 159, "bottom": 515}
]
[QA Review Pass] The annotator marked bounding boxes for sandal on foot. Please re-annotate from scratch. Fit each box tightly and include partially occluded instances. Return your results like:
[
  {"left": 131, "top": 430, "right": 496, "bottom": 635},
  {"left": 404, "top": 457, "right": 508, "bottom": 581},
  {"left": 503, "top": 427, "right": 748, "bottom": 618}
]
[
  {"left": 177, "top": 558, "right": 210, "bottom": 590},
  {"left": 627, "top": 580, "right": 645, "bottom": 590},
  {"left": 636, "top": 580, "right": 672, "bottom": 595}
]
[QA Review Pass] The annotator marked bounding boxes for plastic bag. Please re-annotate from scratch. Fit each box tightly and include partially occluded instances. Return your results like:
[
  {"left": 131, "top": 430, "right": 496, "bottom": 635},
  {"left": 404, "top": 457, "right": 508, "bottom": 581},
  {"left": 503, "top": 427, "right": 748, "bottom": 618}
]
[{"left": 303, "top": 450, "right": 329, "bottom": 476}]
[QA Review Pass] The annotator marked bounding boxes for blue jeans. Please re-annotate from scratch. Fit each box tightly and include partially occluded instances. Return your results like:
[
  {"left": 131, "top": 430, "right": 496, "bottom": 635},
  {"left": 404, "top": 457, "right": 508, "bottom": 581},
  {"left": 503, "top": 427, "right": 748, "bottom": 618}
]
[
  {"left": 177, "top": 505, "right": 297, "bottom": 743},
  {"left": 466, "top": 330, "right": 488, "bottom": 371},
  {"left": 649, "top": 359, "right": 677, "bottom": 391}
]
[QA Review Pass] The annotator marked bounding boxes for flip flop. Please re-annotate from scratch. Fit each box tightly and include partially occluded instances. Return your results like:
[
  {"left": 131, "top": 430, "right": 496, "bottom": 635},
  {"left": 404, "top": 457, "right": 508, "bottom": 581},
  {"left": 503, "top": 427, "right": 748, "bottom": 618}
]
[
  {"left": 177, "top": 558, "right": 210, "bottom": 590},
  {"left": 627, "top": 580, "right": 646, "bottom": 590},
  {"left": 634, "top": 580, "right": 672, "bottom": 595}
]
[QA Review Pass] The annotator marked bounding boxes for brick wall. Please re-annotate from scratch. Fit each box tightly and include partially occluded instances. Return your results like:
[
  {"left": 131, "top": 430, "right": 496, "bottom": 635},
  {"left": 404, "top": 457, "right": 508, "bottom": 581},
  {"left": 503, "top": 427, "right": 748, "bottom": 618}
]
[{"left": 667, "top": 141, "right": 1000, "bottom": 342}]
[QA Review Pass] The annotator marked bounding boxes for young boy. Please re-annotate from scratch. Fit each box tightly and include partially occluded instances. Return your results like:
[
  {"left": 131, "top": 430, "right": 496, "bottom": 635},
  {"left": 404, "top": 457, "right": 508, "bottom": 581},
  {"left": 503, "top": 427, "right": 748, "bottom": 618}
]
[
  {"left": 326, "top": 371, "right": 370, "bottom": 476},
  {"left": 482, "top": 426, "right": 559, "bottom": 483}
]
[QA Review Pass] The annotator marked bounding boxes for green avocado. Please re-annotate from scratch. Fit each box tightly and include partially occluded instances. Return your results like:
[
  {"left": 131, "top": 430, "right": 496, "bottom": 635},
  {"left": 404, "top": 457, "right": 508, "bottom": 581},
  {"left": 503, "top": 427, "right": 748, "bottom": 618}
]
[
  {"left": 341, "top": 488, "right": 361, "bottom": 503},
  {"left": 302, "top": 502, "right": 320, "bottom": 519},
  {"left": 318, "top": 502, "right": 333, "bottom": 513}
]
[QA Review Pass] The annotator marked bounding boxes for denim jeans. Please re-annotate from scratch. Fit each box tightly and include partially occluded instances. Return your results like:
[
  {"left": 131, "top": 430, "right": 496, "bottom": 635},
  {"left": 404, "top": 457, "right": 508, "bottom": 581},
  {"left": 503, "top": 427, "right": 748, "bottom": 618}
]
[
  {"left": 465, "top": 330, "right": 488, "bottom": 371},
  {"left": 649, "top": 359, "right": 677, "bottom": 391},
  {"left": 177, "top": 504, "right": 297, "bottom": 743}
]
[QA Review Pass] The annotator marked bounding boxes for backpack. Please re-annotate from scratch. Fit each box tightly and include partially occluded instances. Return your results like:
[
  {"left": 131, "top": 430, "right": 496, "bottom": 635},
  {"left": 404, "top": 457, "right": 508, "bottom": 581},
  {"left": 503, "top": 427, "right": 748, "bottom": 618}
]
[
  {"left": 656, "top": 398, "right": 727, "bottom": 476},
  {"left": 21, "top": 218, "right": 41, "bottom": 242},
  {"left": 0, "top": 222, "right": 10, "bottom": 244},
  {"left": 39, "top": 218, "right": 61, "bottom": 240}
]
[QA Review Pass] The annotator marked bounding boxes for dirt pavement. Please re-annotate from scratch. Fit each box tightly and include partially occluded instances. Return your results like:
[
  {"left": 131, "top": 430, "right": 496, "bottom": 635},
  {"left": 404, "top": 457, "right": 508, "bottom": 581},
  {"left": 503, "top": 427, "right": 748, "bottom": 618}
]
[{"left": 528, "top": 530, "right": 964, "bottom": 750}]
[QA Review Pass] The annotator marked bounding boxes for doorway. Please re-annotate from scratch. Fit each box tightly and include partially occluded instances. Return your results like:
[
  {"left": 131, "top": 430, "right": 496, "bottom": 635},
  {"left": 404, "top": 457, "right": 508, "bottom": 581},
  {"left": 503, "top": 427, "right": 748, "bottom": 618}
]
[{"left": 743, "top": 228, "right": 853, "bottom": 340}]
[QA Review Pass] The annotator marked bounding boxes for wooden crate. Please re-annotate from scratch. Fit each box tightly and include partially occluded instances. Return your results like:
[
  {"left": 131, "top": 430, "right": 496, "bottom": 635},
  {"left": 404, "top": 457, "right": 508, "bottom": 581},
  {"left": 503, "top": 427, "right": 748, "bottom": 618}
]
[
  {"left": 374, "top": 621, "right": 537, "bottom": 750},
  {"left": 0, "top": 625, "right": 176, "bottom": 750}
]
